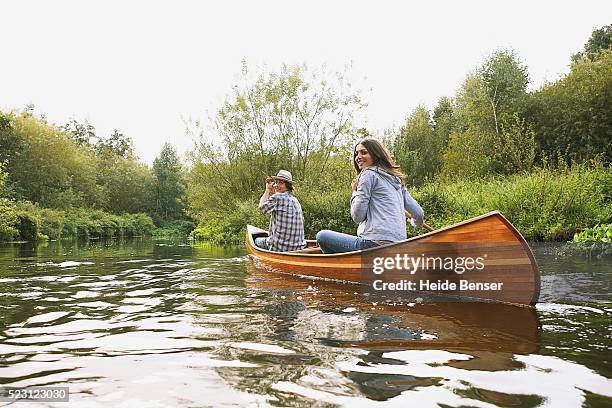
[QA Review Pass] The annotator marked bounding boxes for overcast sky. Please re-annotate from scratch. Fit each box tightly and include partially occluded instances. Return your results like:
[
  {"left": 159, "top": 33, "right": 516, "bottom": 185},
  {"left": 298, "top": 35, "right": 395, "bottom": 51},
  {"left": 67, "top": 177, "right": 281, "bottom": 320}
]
[{"left": 1, "top": 0, "right": 610, "bottom": 164}]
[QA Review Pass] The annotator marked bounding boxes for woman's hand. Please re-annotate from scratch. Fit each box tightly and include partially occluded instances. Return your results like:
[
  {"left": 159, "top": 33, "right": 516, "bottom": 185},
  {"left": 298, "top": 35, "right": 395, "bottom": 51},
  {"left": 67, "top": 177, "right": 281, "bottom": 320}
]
[{"left": 351, "top": 177, "right": 359, "bottom": 192}]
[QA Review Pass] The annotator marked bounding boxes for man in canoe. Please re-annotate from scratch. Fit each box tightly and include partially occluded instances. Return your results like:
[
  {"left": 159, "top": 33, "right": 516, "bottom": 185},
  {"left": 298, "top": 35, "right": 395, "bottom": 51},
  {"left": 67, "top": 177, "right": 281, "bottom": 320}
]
[
  {"left": 255, "top": 170, "right": 307, "bottom": 252},
  {"left": 316, "top": 137, "right": 424, "bottom": 253}
]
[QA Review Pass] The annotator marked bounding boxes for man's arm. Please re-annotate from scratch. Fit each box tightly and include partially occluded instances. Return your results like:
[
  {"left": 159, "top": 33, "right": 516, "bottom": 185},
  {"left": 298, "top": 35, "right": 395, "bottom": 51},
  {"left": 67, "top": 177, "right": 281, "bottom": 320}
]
[
  {"left": 258, "top": 178, "right": 276, "bottom": 213},
  {"left": 258, "top": 189, "right": 271, "bottom": 209}
]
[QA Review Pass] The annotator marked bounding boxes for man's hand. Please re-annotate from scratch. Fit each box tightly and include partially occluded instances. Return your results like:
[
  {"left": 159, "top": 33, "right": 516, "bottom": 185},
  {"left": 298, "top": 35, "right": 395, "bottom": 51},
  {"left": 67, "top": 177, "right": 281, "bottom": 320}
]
[
  {"left": 265, "top": 178, "right": 275, "bottom": 193},
  {"left": 259, "top": 178, "right": 274, "bottom": 209}
]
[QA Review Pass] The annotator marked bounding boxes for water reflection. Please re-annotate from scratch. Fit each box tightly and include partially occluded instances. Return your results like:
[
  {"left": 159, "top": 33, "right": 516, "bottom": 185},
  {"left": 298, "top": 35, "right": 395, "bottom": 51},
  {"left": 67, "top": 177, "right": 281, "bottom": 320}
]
[
  {"left": 246, "top": 264, "right": 540, "bottom": 357},
  {"left": 238, "top": 256, "right": 611, "bottom": 406},
  {"left": 0, "top": 239, "right": 610, "bottom": 406},
  {"left": 535, "top": 242, "right": 612, "bottom": 303}
]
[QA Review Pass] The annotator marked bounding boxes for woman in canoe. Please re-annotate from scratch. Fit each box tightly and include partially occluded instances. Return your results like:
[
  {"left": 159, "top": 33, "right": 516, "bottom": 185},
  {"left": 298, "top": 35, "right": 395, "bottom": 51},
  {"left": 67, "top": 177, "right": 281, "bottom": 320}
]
[{"left": 316, "top": 137, "right": 424, "bottom": 253}]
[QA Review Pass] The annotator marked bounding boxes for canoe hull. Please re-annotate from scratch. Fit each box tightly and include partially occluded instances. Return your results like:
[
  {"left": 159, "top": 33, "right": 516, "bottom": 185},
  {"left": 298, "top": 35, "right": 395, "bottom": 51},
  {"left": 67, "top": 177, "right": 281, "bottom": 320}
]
[{"left": 246, "top": 211, "right": 540, "bottom": 306}]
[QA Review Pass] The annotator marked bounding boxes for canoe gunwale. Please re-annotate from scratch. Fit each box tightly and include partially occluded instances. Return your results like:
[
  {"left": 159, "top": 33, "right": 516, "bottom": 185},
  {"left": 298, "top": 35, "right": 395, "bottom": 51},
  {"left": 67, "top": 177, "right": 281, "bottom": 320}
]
[{"left": 247, "top": 211, "right": 534, "bottom": 258}]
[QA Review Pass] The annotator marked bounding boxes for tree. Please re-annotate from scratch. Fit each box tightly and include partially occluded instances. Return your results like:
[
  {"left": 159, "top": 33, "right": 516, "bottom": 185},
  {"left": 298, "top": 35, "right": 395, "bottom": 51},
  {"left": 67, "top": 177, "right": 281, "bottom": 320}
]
[
  {"left": 572, "top": 24, "right": 612, "bottom": 64},
  {"left": 0, "top": 112, "right": 24, "bottom": 198},
  {"left": 442, "top": 50, "right": 531, "bottom": 179},
  {"left": 491, "top": 114, "right": 536, "bottom": 174},
  {"left": 217, "top": 64, "right": 361, "bottom": 183},
  {"left": 0, "top": 161, "right": 9, "bottom": 198},
  {"left": 4, "top": 111, "right": 103, "bottom": 208},
  {"left": 0, "top": 161, "right": 18, "bottom": 241},
  {"left": 393, "top": 106, "right": 442, "bottom": 185},
  {"left": 90, "top": 129, "right": 155, "bottom": 214},
  {"left": 96, "top": 153, "right": 154, "bottom": 214},
  {"left": 95, "top": 130, "right": 135, "bottom": 159},
  {"left": 187, "top": 64, "right": 364, "bottom": 223},
  {"left": 152, "top": 143, "right": 186, "bottom": 221},
  {"left": 432, "top": 96, "right": 455, "bottom": 148},
  {"left": 0, "top": 112, "right": 17, "bottom": 158},
  {"left": 479, "top": 50, "right": 529, "bottom": 138},
  {"left": 441, "top": 131, "right": 492, "bottom": 180},
  {"left": 528, "top": 49, "right": 612, "bottom": 163},
  {"left": 61, "top": 119, "right": 97, "bottom": 147}
]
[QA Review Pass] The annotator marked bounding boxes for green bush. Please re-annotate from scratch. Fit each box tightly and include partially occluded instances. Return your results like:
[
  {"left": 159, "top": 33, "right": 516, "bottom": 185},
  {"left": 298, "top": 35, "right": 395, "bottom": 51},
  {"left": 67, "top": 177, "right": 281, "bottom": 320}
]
[
  {"left": 124, "top": 213, "right": 155, "bottom": 237},
  {"left": 414, "top": 161, "right": 611, "bottom": 241},
  {"left": 120, "top": 215, "right": 138, "bottom": 237},
  {"left": 573, "top": 224, "right": 611, "bottom": 243},
  {"left": 61, "top": 219, "right": 77, "bottom": 238},
  {"left": 0, "top": 199, "right": 18, "bottom": 241},
  {"left": 75, "top": 218, "right": 90, "bottom": 239},
  {"left": 87, "top": 210, "right": 122, "bottom": 238},
  {"left": 62, "top": 209, "right": 154, "bottom": 239},
  {"left": 299, "top": 189, "right": 354, "bottom": 238},
  {"left": 15, "top": 210, "right": 40, "bottom": 241},
  {"left": 190, "top": 190, "right": 356, "bottom": 244},
  {"left": 190, "top": 199, "right": 267, "bottom": 244},
  {"left": 0, "top": 201, "right": 156, "bottom": 242},
  {"left": 39, "top": 208, "right": 66, "bottom": 240},
  {"left": 153, "top": 219, "right": 196, "bottom": 239},
  {"left": 190, "top": 222, "right": 240, "bottom": 244}
]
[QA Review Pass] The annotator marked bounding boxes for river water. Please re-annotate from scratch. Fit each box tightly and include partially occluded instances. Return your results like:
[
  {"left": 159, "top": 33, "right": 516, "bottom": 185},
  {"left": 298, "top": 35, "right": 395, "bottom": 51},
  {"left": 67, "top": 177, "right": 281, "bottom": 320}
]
[{"left": 0, "top": 240, "right": 610, "bottom": 407}]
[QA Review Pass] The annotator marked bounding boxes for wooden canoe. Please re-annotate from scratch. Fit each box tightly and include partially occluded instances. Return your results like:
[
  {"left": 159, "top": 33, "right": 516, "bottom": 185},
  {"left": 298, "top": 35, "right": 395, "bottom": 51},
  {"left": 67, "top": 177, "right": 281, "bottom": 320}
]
[{"left": 246, "top": 211, "right": 540, "bottom": 306}]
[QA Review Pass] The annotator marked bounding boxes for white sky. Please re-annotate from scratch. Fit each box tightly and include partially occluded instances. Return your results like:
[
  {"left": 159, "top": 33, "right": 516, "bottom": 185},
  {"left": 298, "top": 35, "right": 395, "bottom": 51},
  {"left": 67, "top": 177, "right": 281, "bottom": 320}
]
[{"left": 1, "top": 0, "right": 610, "bottom": 164}]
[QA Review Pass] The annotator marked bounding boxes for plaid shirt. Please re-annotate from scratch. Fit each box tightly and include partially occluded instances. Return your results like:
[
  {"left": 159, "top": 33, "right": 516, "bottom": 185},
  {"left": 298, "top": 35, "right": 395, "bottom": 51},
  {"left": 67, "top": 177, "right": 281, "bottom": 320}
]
[{"left": 259, "top": 192, "right": 306, "bottom": 252}]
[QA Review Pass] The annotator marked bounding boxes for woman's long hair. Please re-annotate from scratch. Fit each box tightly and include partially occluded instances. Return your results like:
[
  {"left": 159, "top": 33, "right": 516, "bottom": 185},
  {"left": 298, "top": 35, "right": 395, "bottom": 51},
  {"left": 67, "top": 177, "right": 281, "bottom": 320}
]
[{"left": 353, "top": 137, "right": 406, "bottom": 183}]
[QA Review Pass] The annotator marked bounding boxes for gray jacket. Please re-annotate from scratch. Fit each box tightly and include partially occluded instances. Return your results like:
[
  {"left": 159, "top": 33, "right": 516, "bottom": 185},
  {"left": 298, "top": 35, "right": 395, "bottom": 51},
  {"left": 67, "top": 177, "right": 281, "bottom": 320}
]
[{"left": 350, "top": 166, "right": 424, "bottom": 242}]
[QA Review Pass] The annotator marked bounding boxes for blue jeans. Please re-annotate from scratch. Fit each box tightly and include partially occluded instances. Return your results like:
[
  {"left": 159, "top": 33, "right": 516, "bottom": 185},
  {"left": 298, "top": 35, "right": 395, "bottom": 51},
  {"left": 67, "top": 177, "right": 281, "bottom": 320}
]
[
  {"left": 316, "top": 230, "right": 379, "bottom": 254},
  {"left": 254, "top": 237, "right": 269, "bottom": 250}
]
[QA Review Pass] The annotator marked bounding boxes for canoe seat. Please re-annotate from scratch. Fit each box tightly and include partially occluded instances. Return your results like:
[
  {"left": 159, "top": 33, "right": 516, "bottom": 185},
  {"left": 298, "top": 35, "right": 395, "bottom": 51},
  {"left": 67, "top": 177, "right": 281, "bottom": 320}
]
[{"left": 290, "top": 247, "right": 322, "bottom": 254}]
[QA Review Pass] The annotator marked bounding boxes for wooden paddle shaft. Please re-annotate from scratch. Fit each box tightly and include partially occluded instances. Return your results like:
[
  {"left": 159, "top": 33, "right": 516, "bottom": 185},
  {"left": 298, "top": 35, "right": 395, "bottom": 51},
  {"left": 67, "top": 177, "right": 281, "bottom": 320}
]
[{"left": 405, "top": 210, "right": 434, "bottom": 232}]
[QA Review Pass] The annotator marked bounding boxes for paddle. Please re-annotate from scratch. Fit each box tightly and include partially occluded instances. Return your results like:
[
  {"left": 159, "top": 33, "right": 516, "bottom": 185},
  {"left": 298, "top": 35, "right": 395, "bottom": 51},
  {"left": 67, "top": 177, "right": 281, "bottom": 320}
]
[{"left": 405, "top": 210, "right": 434, "bottom": 232}]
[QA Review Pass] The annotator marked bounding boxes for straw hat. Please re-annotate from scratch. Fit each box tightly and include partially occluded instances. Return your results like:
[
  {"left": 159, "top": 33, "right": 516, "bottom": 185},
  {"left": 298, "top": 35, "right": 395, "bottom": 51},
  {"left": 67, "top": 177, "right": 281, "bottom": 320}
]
[{"left": 272, "top": 169, "right": 293, "bottom": 183}]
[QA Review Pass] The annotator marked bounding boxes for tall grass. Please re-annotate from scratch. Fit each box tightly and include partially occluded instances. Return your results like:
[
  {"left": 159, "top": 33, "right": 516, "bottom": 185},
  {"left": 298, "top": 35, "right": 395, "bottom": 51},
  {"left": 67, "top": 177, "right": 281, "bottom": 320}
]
[
  {"left": 191, "top": 162, "right": 611, "bottom": 243},
  {"left": 415, "top": 162, "right": 610, "bottom": 240}
]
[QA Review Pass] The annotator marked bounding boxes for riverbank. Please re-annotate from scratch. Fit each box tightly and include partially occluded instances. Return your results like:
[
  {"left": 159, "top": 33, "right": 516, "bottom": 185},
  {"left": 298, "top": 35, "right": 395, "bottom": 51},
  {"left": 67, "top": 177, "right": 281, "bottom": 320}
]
[
  {"left": 0, "top": 201, "right": 155, "bottom": 241},
  {"left": 190, "top": 162, "right": 611, "bottom": 244},
  {"left": 2, "top": 162, "right": 609, "bottom": 244}
]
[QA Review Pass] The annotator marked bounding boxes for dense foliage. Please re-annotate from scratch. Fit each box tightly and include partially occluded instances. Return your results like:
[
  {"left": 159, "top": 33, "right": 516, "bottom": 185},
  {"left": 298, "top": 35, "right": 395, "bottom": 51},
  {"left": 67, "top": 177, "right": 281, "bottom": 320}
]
[
  {"left": 0, "top": 162, "right": 18, "bottom": 241},
  {"left": 0, "top": 110, "right": 185, "bottom": 242},
  {"left": 0, "top": 111, "right": 154, "bottom": 213},
  {"left": 6, "top": 201, "right": 154, "bottom": 241},
  {"left": 527, "top": 50, "right": 612, "bottom": 163},
  {"left": 573, "top": 224, "right": 612, "bottom": 243},
  {"left": 191, "top": 161, "right": 610, "bottom": 243}
]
